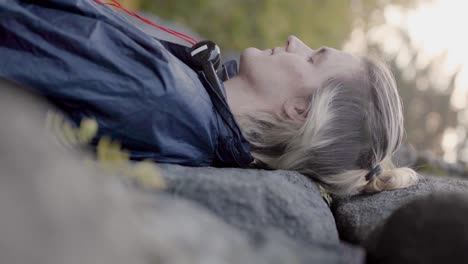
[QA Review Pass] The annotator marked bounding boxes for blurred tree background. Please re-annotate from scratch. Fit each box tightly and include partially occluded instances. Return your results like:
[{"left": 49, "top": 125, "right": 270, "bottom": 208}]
[
  {"left": 118, "top": 0, "right": 466, "bottom": 165},
  {"left": 135, "top": 0, "right": 421, "bottom": 50}
]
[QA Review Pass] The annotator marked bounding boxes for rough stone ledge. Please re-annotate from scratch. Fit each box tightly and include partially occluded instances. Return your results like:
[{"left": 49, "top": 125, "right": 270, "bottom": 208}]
[
  {"left": 157, "top": 163, "right": 340, "bottom": 246},
  {"left": 332, "top": 174, "right": 468, "bottom": 245}
]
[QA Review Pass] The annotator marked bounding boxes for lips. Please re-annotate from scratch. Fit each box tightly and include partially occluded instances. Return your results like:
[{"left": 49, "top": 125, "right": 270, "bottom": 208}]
[
  {"left": 265, "top": 47, "right": 281, "bottom": 55},
  {"left": 271, "top": 47, "right": 283, "bottom": 55}
]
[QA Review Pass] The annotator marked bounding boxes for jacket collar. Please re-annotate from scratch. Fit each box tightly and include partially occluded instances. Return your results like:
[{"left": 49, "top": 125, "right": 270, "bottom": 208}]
[
  {"left": 216, "top": 60, "right": 238, "bottom": 98},
  {"left": 217, "top": 60, "right": 238, "bottom": 81}
]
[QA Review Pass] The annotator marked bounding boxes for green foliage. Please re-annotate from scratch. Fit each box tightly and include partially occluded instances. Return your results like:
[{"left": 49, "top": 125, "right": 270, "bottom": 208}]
[
  {"left": 46, "top": 111, "right": 166, "bottom": 189},
  {"left": 318, "top": 184, "right": 333, "bottom": 206},
  {"left": 417, "top": 163, "right": 449, "bottom": 176},
  {"left": 139, "top": 0, "right": 421, "bottom": 50}
]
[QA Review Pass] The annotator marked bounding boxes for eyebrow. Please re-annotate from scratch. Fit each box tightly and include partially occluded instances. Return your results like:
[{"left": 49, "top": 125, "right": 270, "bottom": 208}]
[{"left": 312, "top": 47, "right": 328, "bottom": 65}]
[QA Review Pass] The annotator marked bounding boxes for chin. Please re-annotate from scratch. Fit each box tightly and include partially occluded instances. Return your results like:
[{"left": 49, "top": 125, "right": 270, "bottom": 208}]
[
  {"left": 240, "top": 47, "right": 259, "bottom": 61},
  {"left": 239, "top": 48, "right": 256, "bottom": 73},
  {"left": 239, "top": 48, "right": 265, "bottom": 69}
]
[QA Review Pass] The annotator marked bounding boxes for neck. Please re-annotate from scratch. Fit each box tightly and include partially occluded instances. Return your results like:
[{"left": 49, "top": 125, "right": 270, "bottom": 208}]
[{"left": 223, "top": 76, "right": 261, "bottom": 117}]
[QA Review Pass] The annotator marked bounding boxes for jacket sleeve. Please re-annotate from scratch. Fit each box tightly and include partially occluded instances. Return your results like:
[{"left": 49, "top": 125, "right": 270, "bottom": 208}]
[{"left": 0, "top": 0, "right": 214, "bottom": 165}]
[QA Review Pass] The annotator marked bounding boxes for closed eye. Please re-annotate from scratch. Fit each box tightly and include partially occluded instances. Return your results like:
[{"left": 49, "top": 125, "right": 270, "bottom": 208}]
[{"left": 308, "top": 55, "right": 315, "bottom": 64}]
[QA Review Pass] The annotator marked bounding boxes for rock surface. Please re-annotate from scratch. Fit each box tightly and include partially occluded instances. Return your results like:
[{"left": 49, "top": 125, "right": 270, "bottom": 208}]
[
  {"left": 0, "top": 80, "right": 365, "bottom": 264},
  {"left": 158, "top": 163, "right": 340, "bottom": 245},
  {"left": 332, "top": 174, "right": 468, "bottom": 244},
  {"left": 139, "top": 191, "right": 365, "bottom": 264},
  {"left": 365, "top": 192, "right": 468, "bottom": 264},
  {"left": 0, "top": 81, "right": 148, "bottom": 264}
]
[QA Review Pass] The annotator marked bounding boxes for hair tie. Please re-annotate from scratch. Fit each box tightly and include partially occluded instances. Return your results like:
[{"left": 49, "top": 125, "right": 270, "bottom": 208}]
[{"left": 365, "top": 164, "right": 382, "bottom": 181}]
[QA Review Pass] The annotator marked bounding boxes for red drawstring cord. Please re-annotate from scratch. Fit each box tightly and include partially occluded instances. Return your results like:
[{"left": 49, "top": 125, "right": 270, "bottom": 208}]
[{"left": 93, "top": 0, "right": 198, "bottom": 46}]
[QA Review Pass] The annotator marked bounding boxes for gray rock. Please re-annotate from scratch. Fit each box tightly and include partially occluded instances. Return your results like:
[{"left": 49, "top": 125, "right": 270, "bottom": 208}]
[
  {"left": 0, "top": 81, "right": 148, "bottom": 264},
  {"left": 136, "top": 192, "right": 258, "bottom": 264},
  {"left": 0, "top": 80, "right": 365, "bottom": 264},
  {"left": 139, "top": 191, "right": 365, "bottom": 264},
  {"left": 365, "top": 192, "right": 468, "bottom": 264},
  {"left": 247, "top": 228, "right": 364, "bottom": 264},
  {"left": 332, "top": 174, "right": 468, "bottom": 245},
  {"left": 157, "top": 164, "right": 340, "bottom": 245}
]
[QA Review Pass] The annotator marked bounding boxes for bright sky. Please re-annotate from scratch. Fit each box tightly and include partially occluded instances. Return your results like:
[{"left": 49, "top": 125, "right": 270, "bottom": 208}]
[
  {"left": 386, "top": 0, "right": 468, "bottom": 110},
  {"left": 388, "top": 0, "right": 468, "bottom": 162},
  {"left": 345, "top": 0, "right": 468, "bottom": 162}
]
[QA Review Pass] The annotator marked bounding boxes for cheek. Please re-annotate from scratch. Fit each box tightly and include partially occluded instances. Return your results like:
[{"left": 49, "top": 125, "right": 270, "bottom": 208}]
[
  {"left": 300, "top": 73, "right": 322, "bottom": 96},
  {"left": 257, "top": 63, "right": 306, "bottom": 95},
  {"left": 282, "top": 63, "right": 310, "bottom": 90},
  {"left": 241, "top": 55, "right": 309, "bottom": 95}
]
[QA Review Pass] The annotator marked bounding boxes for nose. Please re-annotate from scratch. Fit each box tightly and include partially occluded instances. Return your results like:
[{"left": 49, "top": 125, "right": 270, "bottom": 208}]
[
  {"left": 287, "top": 35, "right": 297, "bottom": 45},
  {"left": 287, "top": 35, "right": 311, "bottom": 54},
  {"left": 286, "top": 35, "right": 296, "bottom": 51}
]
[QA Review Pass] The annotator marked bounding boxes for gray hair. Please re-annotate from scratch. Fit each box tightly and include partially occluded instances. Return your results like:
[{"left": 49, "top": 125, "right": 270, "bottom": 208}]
[{"left": 236, "top": 56, "right": 419, "bottom": 196}]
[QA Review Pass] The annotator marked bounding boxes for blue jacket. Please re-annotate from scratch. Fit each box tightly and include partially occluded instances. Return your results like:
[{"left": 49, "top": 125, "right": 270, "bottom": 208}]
[{"left": 0, "top": 0, "right": 253, "bottom": 167}]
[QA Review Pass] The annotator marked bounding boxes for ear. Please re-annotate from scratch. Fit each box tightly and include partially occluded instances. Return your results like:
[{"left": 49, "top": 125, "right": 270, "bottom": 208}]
[{"left": 283, "top": 97, "right": 309, "bottom": 124}]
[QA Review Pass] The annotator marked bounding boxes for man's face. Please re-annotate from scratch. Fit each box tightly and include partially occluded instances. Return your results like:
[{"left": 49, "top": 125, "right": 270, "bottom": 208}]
[{"left": 238, "top": 35, "right": 363, "bottom": 115}]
